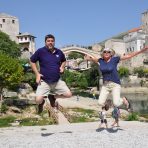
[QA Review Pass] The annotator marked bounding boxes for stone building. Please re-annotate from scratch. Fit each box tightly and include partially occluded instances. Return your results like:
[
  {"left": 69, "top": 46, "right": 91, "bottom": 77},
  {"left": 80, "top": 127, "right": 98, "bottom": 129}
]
[
  {"left": 97, "top": 10, "right": 148, "bottom": 70},
  {"left": 0, "top": 13, "right": 36, "bottom": 55},
  {"left": 0, "top": 13, "right": 19, "bottom": 43},
  {"left": 105, "top": 39, "right": 125, "bottom": 56},
  {"left": 17, "top": 32, "right": 36, "bottom": 54},
  {"left": 117, "top": 28, "right": 147, "bottom": 69}
]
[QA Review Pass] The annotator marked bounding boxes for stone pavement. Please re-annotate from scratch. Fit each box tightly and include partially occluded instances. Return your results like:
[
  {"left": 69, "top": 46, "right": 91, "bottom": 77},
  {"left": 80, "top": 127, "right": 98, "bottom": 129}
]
[{"left": 0, "top": 121, "right": 147, "bottom": 148}]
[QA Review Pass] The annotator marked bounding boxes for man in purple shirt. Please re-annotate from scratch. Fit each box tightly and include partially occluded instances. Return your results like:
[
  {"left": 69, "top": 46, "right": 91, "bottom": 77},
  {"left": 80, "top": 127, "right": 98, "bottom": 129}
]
[{"left": 30, "top": 34, "right": 72, "bottom": 113}]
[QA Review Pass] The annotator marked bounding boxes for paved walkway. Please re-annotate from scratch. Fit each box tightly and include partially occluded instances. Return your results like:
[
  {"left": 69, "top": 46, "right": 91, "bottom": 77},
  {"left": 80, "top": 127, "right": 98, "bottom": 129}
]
[{"left": 0, "top": 121, "right": 147, "bottom": 148}]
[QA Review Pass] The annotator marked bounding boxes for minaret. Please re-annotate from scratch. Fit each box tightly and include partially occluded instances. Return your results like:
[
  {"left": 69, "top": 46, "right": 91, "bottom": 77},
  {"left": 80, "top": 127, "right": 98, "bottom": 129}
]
[{"left": 142, "top": 10, "right": 148, "bottom": 46}]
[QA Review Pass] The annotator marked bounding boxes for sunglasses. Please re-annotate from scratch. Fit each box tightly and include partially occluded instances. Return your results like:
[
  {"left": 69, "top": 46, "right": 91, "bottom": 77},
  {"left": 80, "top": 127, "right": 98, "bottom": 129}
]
[{"left": 103, "top": 51, "right": 111, "bottom": 54}]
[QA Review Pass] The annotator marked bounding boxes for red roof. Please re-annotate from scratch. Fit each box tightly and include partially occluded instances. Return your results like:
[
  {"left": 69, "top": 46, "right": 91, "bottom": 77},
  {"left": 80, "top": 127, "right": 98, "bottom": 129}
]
[{"left": 128, "top": 27, "right": 141, "bottom": 33}]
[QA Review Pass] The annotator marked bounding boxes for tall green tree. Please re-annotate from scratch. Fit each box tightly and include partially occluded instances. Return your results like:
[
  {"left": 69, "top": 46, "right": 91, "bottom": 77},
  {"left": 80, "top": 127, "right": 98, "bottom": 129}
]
[
  {"left": 84, "top": 63, "right": 100, "bottom": 89},
  {"left": 0, "top": 31, "right": 21, "bottom": 58},
  {"left": 61, "top": 70, "right": 88, "bottom": 89},
  {"left": 0, "top": 53, "right": 24, "bottom": 99}
]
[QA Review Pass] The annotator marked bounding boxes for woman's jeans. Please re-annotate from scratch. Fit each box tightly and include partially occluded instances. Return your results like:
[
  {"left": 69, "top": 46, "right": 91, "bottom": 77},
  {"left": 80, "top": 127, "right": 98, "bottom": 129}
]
[{"left": 98, "top": 81, "right": 123, "bottom": 107}]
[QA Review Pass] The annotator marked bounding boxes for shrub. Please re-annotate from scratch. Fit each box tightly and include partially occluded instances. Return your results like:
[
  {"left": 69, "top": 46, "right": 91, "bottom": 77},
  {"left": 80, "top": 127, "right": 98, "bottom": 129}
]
[
  {"left": 126, "top": 112, "right": 139, "bottom": 121},
  {"left": 0, "top": 103, "right": 8, "bottom": 113}
]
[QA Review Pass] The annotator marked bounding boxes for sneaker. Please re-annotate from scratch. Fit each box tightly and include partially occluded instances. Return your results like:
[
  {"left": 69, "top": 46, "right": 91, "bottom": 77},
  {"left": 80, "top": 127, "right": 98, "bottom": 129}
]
[
  {"left": 48, "top": 94, "right": 56, "bottom": 107},
  {"left": 37, "top": 100, "right": 45, "bottom": 114}
]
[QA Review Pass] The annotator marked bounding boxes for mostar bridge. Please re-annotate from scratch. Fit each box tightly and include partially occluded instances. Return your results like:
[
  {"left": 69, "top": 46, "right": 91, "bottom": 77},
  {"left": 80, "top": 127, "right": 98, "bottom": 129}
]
[{"left": 61, "top": 46, "right": 101, "bottom": 58}]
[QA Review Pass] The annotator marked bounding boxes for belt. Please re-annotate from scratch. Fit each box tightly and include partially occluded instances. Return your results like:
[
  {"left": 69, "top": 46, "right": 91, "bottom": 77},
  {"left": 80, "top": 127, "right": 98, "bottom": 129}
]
[{"left": 103, "top": 81, "right": 112, "bottom": 84}]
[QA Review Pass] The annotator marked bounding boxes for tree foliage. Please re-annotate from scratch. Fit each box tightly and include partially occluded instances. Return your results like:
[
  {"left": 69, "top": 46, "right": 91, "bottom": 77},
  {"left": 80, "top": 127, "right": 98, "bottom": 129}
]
[
  {"left": 68, "top": 52, "right": 83, "bottom": 59},
  {"left": 0, "top": 31, "right": 21, "bottom": 58},
  {"left": 118, "top": 67, "right": 129, "bottom": 78},
  {"left": 62, "top": 70, "right": 88, "bottom": 89},
  {"left": 62, "top": 62, "right": 100, "bottom": 89},
  {"left": 133, "top": 67, "right": 148, "bottom": 78},
  {"left": 84, "top": 63, "right": 100, "bottom": 87},
  {"left": 0, "top": 53, "right": 24, "bottom": 93}
]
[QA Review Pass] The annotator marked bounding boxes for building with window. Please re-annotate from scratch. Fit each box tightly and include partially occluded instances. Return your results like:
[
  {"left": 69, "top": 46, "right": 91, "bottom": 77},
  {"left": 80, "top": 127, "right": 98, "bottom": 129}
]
[
  {"left": 0, "top": 13, "right": 36, "bottom": 55},
  {"left": 17, "top": 32, "right": 36, "bottom": 54},
  {"left": 0, "top": 13, "right": 19, "bottom": 43}
]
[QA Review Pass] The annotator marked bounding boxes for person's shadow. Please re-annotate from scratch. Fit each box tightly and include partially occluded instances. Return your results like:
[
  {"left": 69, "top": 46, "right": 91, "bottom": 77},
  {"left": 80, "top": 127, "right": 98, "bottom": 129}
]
[
  {"left": 96, "top": 127, "right": 124, "bottom": 133},
  {"left": 96, "top": 127, "right": 105, "bottom": 132}
]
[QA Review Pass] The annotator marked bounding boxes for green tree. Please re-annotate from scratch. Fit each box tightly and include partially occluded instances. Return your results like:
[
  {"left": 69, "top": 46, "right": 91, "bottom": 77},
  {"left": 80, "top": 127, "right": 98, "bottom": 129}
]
[
  {"left": 0, "top": 53, "right": 24, "bottom": 98},
  {"left": 0, "top": 31, "right": 21, "bottom": 58},
  {"left": 84, "top": 63, "right": 100, "bottom": 88},
  {"left": 62, "top": 70, "right": 88, "bottom": 89},
  {"left": 134, "top": 67, "right": 148, "bottom": 78},
  {"left": 118, "top": 67, "right": 129, "bottom": 78}
]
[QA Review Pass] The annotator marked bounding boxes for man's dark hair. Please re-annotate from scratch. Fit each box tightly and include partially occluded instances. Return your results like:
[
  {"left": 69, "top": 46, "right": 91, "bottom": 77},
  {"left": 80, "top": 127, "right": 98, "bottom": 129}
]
[{"left": 45, "top": 34, "right": 55, "bottom": 42}]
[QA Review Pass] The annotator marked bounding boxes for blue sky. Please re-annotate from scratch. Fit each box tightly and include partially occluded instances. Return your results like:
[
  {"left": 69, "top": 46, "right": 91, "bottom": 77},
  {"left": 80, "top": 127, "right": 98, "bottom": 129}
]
[{"left": 1, "top": 0, "right": 148, "bottom": 49}]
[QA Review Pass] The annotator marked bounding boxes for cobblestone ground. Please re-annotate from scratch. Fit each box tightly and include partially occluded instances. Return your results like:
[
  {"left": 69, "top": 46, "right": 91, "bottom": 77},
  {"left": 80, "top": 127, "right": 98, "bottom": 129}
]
[{"left": 0, "top": 121, "right": 148, "bottom": 148}]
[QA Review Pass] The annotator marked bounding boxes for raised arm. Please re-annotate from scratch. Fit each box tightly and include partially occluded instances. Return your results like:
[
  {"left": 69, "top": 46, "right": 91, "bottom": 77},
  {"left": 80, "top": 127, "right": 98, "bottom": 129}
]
[
  {"left": 121, "top": 46, "right": 148, "bottom": 61},
  {"left": 84, "top": 54, "right": 99, "bottom": 64}
]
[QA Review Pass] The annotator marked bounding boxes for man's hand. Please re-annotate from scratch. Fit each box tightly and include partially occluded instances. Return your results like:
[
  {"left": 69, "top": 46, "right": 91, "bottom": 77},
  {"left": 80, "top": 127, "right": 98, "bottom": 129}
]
[
  {"left": 60, "top": 67, "right": 64, "bottom": 74},
  {"left": 36, "top": 73, "right": 43, "bottom": 84}
]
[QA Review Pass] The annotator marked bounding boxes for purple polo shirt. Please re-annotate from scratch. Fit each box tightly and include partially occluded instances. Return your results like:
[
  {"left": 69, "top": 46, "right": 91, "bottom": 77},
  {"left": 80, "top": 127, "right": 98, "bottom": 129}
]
[
  {"left": 30, "top": 46, "right": 66, "bottom": 84},
  {"left": 98, "top": 56, "right": 121, "bottom": 84}
]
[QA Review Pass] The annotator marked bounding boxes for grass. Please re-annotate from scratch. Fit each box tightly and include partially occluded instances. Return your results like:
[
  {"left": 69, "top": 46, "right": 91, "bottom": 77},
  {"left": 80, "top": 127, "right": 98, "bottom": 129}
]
[
  {"left": 20, "top": 117, "right": 55, "bottom": 126},
  {"left": 67, "top": 108, "right": 98, "bottom": 123},
  {"left": 70, "top": 115, "right": 95, "bottom": 123},
  {"left": 0, "top": 116, "right": 16, "bottom": 127},
  {"left": 71, "top": 108, "right": 95, "bottom": 114}
]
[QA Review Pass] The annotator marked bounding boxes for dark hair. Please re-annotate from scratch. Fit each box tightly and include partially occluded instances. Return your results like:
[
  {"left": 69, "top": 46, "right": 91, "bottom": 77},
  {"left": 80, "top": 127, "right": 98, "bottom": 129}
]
[
  {"left": 102, "top": 104, "right": 109, "bottom": 111},
  {"left": 104, "top": 104, "right": 109, "bottom": 111},
  {"left": 45, "top": 34, "right": 55, "bottom": 42}
]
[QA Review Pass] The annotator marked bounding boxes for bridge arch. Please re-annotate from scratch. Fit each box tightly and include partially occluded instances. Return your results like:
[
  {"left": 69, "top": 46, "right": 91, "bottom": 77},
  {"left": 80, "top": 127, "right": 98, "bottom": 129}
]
[{"left": 61, "top": 46, "right": 101, "bottom": 58}]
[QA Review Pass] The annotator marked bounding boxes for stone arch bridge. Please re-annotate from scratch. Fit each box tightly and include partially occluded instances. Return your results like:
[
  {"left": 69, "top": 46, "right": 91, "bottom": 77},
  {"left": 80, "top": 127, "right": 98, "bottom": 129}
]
[{"left": 61, "top": 46, "right": 101, "bottom": 58}]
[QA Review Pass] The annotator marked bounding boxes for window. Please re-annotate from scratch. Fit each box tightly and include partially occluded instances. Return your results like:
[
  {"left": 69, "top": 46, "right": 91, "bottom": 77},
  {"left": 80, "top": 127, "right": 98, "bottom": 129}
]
[
  {"left": 0, "top": 24, "right": 2, "bottom": 28},
  {"left": 2, "top": 19, "right": 5, "bottom": 23},
  {"left": 132, "top": 47, "right": 134, "bottom": 51},
  {"left": 25, "top": 37, "right": 27, "bottom": 40},
  {"left": 12, "top": 20, "right": 15, "bottom": 24},
  {"left": 143, "top": 43, "right": 145, "bottom": 47}
]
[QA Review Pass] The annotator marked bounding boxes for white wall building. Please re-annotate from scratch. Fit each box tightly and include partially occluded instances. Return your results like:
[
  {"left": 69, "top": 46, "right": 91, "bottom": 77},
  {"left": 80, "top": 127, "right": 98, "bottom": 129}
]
[
  {"left": 123, "top": 28, "right": 146, "bottom": 53},
  {"left": 17, "top": 32, "right": 36, "bottom": 54},
  {"left": 122, "top": 28, "right": 148, "bottom": 68}
]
